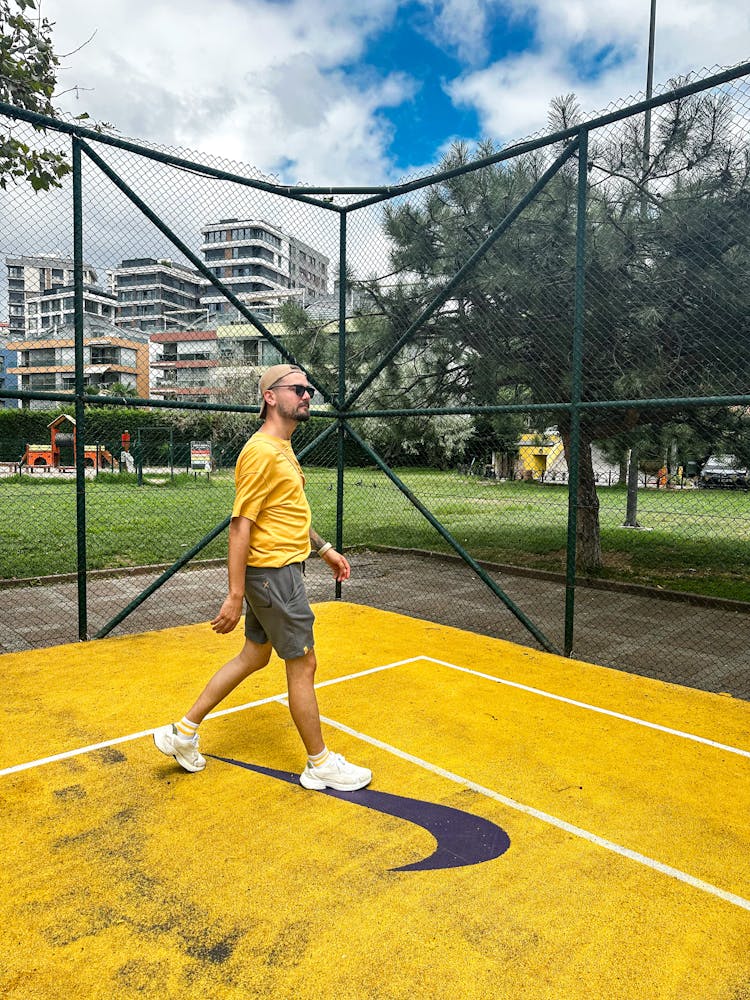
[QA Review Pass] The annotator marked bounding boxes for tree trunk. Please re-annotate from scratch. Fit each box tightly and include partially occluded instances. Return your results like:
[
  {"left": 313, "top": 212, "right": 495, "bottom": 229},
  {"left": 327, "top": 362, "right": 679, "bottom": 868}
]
[
  {"left": 618, "top": 450, "right": 628, "bottom": 486},
  {"left": 623, "top": 447, "right": 640, "bottom": 527},
  {"left": 561, "top": 426, "right": 602, "bottom": 572}
]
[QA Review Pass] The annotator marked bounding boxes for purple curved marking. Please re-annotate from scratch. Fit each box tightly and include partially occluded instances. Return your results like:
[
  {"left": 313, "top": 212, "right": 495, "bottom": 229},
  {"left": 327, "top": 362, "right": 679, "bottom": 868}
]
[{"left": 208, "top": 755, "right": 510, "bottom": 872}]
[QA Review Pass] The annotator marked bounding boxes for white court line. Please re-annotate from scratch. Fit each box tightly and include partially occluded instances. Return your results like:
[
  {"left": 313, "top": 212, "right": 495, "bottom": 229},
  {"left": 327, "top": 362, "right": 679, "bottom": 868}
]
[
  {"left": 420, "top": 656, "right": 750, "bottom": 760},
  {"left": 0, "top": 728, "right": 164, "bottom": 778},
  {"left": 0, "top": 655, "right": 420, "bottom": 778},
  {"left": 318, "top": 711, "right": 750, "bottom": 913},
  {"left": 5, "top": 649, "right": 749, "bottom": 911},
  {"left": 3, "top": 649, "right": 747, "bottom": 777},
  {"left": 206, "top": 656, "right": 424, "bottom": 721}
]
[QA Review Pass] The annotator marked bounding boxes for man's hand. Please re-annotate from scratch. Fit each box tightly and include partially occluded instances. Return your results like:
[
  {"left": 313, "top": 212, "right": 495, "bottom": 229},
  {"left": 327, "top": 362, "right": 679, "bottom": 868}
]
[
  {"left": 321, "top": 548, "right": 351, "bottom": 582},
  {"left": 211, "top": 593, "right": 244, "bottom": 634}
]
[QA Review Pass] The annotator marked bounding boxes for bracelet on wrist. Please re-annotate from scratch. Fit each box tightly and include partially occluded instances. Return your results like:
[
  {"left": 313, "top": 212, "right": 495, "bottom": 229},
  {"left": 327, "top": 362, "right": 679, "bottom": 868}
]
[{"left": 317, "top": 541, "right": 333, "bottom": 556}]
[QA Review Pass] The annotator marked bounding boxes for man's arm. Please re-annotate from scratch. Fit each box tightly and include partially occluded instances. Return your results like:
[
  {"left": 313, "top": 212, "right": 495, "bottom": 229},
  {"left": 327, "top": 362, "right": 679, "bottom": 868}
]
[
  {"left": 309, "top": 527, "right": 327, "bottom": 553},
  {"left": 211, "top": 515, "right": 253, "bottom": 633},
  {"left": 309, "top": 526, "right": 351, "bottom": 583}
]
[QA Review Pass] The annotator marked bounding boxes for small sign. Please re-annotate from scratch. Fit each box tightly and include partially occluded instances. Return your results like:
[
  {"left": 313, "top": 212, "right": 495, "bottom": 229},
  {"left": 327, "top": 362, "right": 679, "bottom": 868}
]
[{"left": 190, "top": 441, "right": 212, "bottom": 470}]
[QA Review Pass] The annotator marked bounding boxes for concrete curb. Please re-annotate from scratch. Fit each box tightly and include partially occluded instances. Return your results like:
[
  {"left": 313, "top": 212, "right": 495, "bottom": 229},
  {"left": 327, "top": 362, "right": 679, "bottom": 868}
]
[{"left": 360, "top": 545, "right": 750, "bottom": 615}]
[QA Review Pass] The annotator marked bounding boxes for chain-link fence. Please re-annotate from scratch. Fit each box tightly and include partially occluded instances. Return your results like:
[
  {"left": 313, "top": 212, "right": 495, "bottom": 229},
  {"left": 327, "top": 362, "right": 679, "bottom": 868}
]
[{"left": 1, "top": 63, "right": 749, "bottom": 699}]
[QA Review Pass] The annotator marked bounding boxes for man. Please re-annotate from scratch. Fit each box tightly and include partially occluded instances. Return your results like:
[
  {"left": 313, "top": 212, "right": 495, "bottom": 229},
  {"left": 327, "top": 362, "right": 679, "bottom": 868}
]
[{"left": 154, "top": 363, "right": 372, "bottom": 792}]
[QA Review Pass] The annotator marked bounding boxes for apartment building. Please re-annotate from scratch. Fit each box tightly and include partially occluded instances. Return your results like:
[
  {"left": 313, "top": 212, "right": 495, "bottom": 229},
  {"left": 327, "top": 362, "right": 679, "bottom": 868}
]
[
  {"left": 113, "top": 258, "right": 206, "bottom": 334},
  {"left": 6, "top": 223, "right": 328, "bottom": 404},
  {"left": 0, "top": 349, "right": 18, "bottom": 409},
  {"left": 0, "top": 321, "right": 17, "bottom": 409},
  {"left": 200, "top": 219, "right": 329, "bottom": 323},
  {"left": 25, "top": 283, "right": 117, "bottom": 336},
  {"left": 6, "top": 255, "right": 106, "bottom": 338},
  {"left": 149, "top": 330, "right": 219, "bottom": 402},
  {"left": 7, "top": 318, "right": 150, "bottom": 407},
  {"left": 149, "top": 325, "right": 285, "bottom": 404}
]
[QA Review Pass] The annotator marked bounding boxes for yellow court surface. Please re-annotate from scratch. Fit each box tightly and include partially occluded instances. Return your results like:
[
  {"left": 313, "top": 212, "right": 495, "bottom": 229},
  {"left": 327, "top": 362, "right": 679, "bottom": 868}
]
[{"left": 2, "top": 603, "right": 750, "bottom": 1000}]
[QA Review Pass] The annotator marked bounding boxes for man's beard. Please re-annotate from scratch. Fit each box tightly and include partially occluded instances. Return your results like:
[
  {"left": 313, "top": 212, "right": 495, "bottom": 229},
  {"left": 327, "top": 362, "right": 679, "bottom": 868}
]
[{"left": 277, "top": 398, "right": 310, "bottom": 422}]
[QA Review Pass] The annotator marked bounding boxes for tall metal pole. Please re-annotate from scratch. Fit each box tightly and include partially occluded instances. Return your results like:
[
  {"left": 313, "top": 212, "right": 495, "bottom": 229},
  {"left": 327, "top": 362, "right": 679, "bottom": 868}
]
[
  {"left": 564, "top": 129, "right": 588, "bottom": 657},
  {"left": 72, "top": 138, "right": 88, "bottom": 640},
  {"left": 335, "top": 211, "right": 347, "bottom": 599},
  {"left": 624, "top": 0, "right": 657, "bottom": 527},
  {"left": 645, "top": 0, "right": 657, "bottom": 139},
  {"left": 642, "top": 0, "right": 657, "bottom": 231}
]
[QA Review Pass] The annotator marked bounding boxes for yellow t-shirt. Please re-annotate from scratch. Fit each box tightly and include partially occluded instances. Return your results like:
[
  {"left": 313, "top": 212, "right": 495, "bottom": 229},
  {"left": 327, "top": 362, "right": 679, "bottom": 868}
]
[{"left": 231, "top": 431, "right": 312, "bottom": 567}]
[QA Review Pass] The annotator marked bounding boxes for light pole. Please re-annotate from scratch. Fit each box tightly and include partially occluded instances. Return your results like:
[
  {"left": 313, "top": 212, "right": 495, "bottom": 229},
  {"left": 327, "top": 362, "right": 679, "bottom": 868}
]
[
  {"left": 624, "top": 0, "right": 657, "bottom": 527},
  {"left": 644, "top": 0, "right": 657, "bottom": 170}
]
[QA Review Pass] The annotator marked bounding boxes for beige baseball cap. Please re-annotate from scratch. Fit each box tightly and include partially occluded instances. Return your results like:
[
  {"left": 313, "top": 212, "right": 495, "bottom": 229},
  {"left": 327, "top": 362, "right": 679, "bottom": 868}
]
[{"left": 258, "top": 363, "right": 304, "bottom": 418}]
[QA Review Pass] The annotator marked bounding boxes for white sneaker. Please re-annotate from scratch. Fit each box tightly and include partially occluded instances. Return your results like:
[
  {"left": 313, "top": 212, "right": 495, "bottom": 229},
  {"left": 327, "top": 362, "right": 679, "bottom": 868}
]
[
  {"left": 300, "top": 752, "right": 372, "bottom": 791},
  {"left": 153, "top": 723, "right": 206, "bottom": 773}
]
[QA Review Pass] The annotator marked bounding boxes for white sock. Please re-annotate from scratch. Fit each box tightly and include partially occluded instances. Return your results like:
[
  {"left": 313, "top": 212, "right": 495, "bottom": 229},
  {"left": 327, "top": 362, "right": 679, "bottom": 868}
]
[
  {"left": 308, "top": 747, "right": 330, "bottom": 768},
  {"left": 175, "top": 717, "right": 199, "bottom": 740}
]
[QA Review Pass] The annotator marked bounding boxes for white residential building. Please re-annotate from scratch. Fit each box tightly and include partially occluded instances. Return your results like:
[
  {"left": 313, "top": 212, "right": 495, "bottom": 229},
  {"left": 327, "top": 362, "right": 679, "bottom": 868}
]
[
  {"left": 113, "top": 258, "right": 206, "bottom": 334},
  {"left": 200, "top": 219, "right": 329, "bottom": 323},
  {"left": 6, "top": 254, "right": 101, "bottom": 339},
  {"left": 25, "top": 282, "right": 117, "bottom": 337}
]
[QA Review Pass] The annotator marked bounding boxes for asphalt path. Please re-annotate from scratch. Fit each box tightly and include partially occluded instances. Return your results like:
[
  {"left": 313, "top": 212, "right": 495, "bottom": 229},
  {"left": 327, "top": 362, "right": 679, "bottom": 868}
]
[{"left": 1, "top": 549, "right": 747, "bottom": 701}]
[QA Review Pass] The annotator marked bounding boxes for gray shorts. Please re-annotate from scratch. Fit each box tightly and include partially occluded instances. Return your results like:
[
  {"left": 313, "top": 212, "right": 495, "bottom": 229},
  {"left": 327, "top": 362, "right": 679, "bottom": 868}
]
[{"left": 244, "top": 563, "right": 315, "bottom": 660}]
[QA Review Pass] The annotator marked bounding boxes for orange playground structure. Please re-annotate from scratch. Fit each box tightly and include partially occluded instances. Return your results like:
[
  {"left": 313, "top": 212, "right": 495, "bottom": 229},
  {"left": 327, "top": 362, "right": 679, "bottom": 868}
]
[{"left": 21, "top": 414, "right": 113, "bottom": 471}]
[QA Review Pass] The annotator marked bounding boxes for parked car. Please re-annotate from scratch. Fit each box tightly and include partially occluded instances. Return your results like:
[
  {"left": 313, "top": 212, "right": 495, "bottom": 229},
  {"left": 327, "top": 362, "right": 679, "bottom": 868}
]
[{"left": 698, "top": 455, "right": 748, "bottom": 488}]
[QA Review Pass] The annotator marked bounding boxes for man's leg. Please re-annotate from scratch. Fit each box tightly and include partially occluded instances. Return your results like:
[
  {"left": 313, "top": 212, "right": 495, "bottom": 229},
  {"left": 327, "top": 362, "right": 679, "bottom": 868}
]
[
  {"left": 154, "top": 638, "right": 271, "bottom": 771},
  {"left": 285, "top": 649, "right": 324, "bottom": 756},
  {"left": 287, "top": 649, "right": 372, "bottom": 792},
  {"left": 186, "top": 638, "right": 272, "bottom": 723}
]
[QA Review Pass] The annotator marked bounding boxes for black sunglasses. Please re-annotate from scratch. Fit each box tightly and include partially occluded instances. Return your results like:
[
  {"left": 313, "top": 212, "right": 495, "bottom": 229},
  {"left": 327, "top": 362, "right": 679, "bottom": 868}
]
[{"left": 273, "top": 383, "right": 316, "bottom": 400}]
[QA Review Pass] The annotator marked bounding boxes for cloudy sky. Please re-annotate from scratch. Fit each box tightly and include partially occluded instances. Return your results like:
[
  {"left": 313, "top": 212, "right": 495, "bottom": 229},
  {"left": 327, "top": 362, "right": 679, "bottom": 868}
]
[{"left": 38, "top": 0, "right": 750, "bottom": 187}]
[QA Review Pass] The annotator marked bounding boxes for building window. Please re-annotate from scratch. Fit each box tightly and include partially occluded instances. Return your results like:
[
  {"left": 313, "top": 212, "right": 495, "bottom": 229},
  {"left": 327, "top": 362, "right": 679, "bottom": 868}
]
[
  {"left": 260, "top": 342, "right": 281, "bottom": 365},
  {"left": 30, "top": 348, "right": 56, "bottom": 365},
  {"left": 26, "top": 373, "right": 57, "bottom": 390},
  {"left": 91, "top": 347, "right": 119, "bottom": 365}
]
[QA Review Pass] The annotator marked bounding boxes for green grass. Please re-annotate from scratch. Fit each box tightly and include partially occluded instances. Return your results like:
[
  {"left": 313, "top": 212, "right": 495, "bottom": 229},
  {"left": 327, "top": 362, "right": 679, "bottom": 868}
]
[{"left": 2, "top": 468, "right": 749, "bottom": 602}]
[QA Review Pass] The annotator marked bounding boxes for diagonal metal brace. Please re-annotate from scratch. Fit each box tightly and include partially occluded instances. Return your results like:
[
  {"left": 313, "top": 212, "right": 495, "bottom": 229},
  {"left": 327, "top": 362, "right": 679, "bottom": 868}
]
[
  {"left": 78, "top": 139, "right": 333, "bottom": 407},
  {"left": 342, "top": 138, "right": 580, "bottom": 412},
  {"left": 342, "top": 419, "right": 562, "bottom": 655}
]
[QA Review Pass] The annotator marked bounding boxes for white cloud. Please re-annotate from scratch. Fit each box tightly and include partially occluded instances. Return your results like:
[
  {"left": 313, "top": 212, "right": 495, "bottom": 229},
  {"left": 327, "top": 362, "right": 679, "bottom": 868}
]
[
  {"left": 449, "top": 0, "right": 750, "bottom": 143},
  {"left": 449, "top": 52, "right": 575, "bottom": 140},
  {"left": 45, "top": 0, "right": 408, "bottom": 185},
  {"left": 415, "top": 0, "right": 505, "bottom": 64},
  {"left": 7, "top": 0, "right": 749, "bottom": 301},
  {"left": 42, "top": 0, "right": 750, "bottom": 185}
]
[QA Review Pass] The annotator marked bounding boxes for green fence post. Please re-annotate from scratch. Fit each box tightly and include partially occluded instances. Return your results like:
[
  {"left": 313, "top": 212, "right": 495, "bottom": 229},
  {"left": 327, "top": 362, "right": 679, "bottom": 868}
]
[
  {"left": 564, "top": 129, "right": 588, "bottom": 657},
  {"left": 335, "top": 211, "right": 347, "bottom": 599},
  {"left": 72, "top": 138, "right": 88, "bottom": 641}
]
